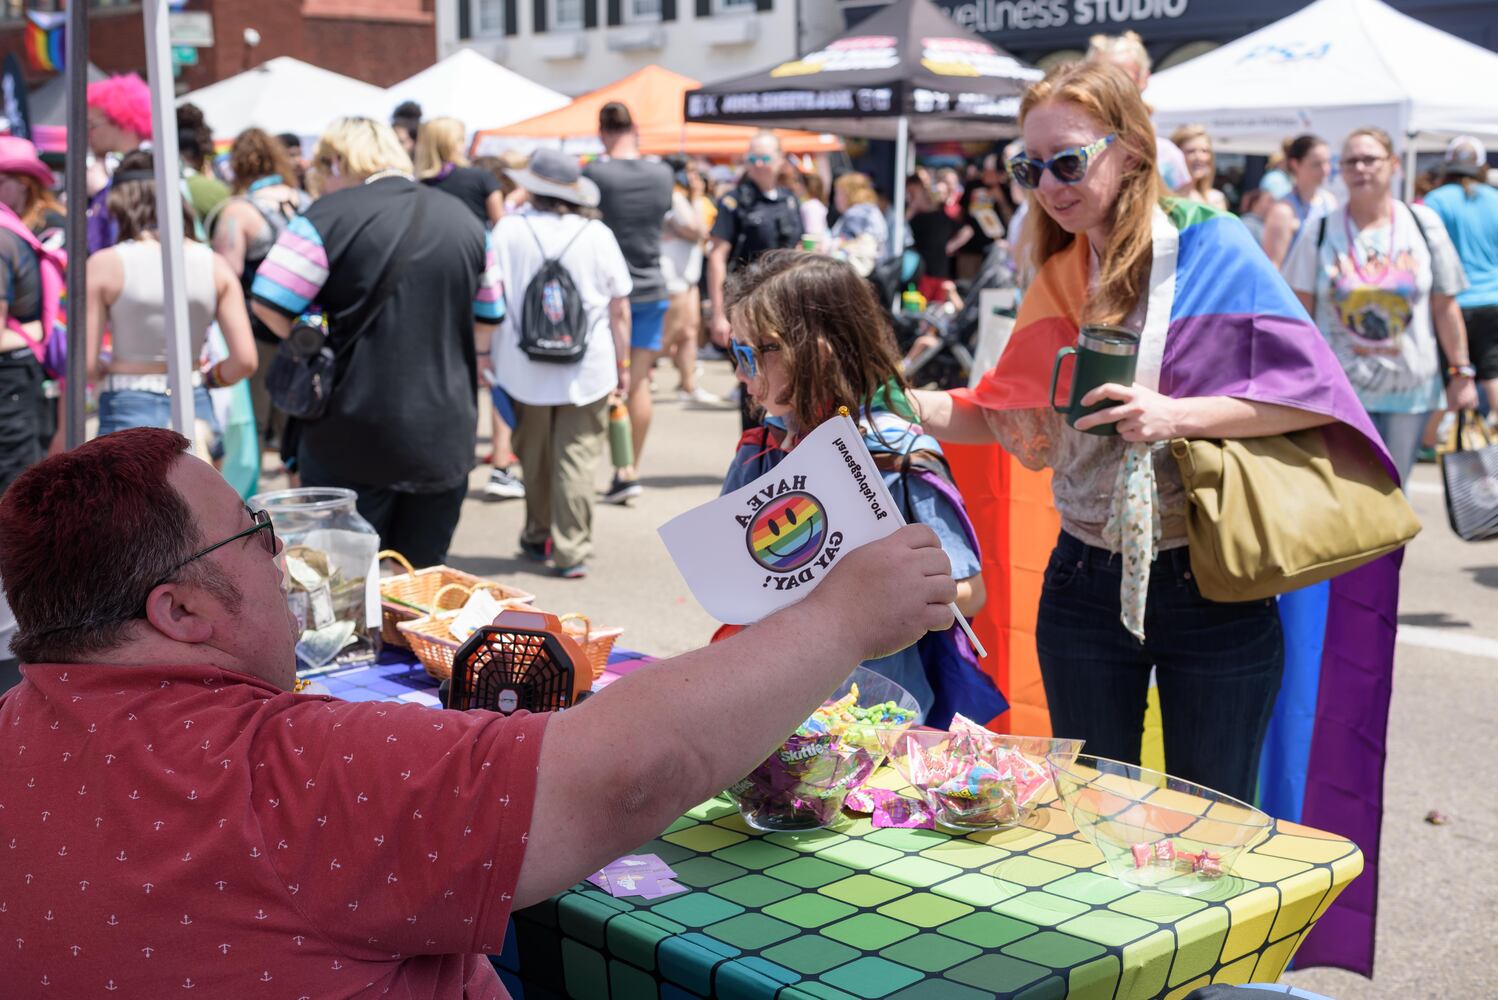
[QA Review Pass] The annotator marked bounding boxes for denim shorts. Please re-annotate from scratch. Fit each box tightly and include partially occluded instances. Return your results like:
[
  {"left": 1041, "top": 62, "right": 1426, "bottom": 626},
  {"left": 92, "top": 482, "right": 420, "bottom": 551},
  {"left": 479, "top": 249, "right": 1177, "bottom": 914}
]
[
  {"left": 629, "top": 299, "right": 671, "bottom": 353},
  {"left": 98, "top": 386, "right": 223, "bottom": 459}
]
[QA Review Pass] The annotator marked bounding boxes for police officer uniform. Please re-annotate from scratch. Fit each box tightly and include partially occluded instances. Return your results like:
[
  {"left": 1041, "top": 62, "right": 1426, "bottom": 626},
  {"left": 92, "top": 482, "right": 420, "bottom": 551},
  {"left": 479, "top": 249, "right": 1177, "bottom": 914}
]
[{"left": 710, "top": 178, "right": 803, "bottom": 273}]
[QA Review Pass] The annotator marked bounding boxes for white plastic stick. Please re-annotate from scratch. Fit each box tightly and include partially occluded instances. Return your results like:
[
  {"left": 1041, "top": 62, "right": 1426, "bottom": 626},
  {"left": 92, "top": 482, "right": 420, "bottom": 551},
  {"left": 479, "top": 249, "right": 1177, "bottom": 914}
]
[{"left": 950, "top": 605, "right": 987, "bottom": 659}]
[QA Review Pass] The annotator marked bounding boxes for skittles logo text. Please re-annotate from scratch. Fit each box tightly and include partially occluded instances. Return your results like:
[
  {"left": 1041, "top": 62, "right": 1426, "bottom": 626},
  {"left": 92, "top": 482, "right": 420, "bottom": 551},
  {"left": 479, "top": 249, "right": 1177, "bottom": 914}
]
[{"left": 736, "top": 475, "right": 845, "bottom": 591}]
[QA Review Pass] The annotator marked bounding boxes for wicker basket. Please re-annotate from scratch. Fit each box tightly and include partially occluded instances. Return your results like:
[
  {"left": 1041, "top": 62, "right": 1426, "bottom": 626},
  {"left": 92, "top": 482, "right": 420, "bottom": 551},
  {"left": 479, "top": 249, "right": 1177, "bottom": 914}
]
[
  {"left": 398, "top": 584, "right": 524, "bottom": 681},
  {"left": 559, "top": 613, "right": 624, "bottom": 685},
  {"left": 401, "top": 604, "right": 623, "bottom": 686},
  {"left": 378, "top": 550, "right": 535, "bottom": 649}
]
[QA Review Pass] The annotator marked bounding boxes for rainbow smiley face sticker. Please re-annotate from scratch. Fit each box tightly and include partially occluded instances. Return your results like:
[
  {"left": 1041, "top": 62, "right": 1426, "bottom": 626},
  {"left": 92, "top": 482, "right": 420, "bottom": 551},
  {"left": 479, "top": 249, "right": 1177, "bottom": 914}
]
[{"left": 746, "top": 491, "right": 828, "bottom": 573}]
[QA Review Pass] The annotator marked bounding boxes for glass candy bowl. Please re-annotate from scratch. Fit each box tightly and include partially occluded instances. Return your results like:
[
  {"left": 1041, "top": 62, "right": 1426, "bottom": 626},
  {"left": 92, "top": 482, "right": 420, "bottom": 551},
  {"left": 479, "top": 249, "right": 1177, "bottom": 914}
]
[
  {"left": 880, "top": 730, "right": 1083, "bottom": 832},
  {"left": 727, "top": 668, "right": 919, "bottom": 832},
  {"left": 1048, "top": 754, "right": 1271, "bottom": 896}
]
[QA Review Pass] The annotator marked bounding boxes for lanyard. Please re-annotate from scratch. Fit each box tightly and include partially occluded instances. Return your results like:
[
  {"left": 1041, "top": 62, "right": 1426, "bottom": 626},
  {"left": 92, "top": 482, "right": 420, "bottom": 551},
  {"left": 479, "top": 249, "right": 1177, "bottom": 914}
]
[{"left": 247, "top": 174, "right": 284, "bottom": 194}]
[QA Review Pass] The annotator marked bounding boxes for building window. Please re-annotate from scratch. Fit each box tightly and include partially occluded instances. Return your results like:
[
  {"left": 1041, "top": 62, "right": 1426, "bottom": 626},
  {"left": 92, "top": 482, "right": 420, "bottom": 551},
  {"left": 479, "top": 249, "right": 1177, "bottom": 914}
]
[
  {"left": 715, "top": 0, "right": 755, "bottom": 10},
  {"left": 624, "top": 0, "right": 660, "bottom": 22},
  {"left": 474, "top": 0, "right": 505, "bottom": 35},
  {"left": 551, "top": 0, "right": 583, "bottom": 30}
]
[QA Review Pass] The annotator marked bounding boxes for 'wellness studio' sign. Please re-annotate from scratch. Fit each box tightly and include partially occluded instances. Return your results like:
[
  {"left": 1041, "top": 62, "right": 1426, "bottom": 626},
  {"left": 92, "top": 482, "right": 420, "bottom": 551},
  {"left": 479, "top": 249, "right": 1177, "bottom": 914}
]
[{"left": 660, "top": 414, "right": 905, "bottom": 625}]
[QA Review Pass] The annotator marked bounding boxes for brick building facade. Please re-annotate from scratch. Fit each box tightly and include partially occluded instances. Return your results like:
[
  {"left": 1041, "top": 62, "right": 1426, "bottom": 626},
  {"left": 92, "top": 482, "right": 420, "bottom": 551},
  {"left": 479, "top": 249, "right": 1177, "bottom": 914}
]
[{"left": 0, "top": 0, "right": 436, "bottom": 92}]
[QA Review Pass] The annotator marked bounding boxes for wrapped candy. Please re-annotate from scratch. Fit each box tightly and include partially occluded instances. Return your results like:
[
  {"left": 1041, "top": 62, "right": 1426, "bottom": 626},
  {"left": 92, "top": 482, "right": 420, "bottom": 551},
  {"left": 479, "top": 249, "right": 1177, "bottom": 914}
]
[
  {"left": 728, "top": 734, "right": 877, "bottom": 832},
  {"left": 843, "top": 786, "right": 936, "bottom": 830},
  {"left": 895, "top": 719, "right": 1057, "bottom": 831}
]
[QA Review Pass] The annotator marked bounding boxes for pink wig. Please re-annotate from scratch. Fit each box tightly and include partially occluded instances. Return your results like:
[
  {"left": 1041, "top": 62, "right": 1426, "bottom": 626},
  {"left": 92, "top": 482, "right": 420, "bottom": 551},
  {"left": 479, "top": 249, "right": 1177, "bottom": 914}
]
[{"left": 86, "top": 74, "right": 153, "bottom": 140}]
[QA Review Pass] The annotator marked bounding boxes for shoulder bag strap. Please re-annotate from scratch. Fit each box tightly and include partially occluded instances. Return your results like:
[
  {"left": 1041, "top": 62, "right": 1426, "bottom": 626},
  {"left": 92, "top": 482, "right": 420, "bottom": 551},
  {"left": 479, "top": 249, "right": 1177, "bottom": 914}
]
[{"left": 331, "top": 188, "right": 427, "bottom": 358}]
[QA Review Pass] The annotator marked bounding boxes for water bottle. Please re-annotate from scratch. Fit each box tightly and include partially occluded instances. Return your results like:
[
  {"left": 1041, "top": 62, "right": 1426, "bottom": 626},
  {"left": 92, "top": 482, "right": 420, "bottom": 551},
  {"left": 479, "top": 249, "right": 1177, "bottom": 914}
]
[
  {"left": 901, "top": 284, "right": 927, "bottom": 315},
  {"left": 608, "top": 400, "right": 634, "bottom": 469}
]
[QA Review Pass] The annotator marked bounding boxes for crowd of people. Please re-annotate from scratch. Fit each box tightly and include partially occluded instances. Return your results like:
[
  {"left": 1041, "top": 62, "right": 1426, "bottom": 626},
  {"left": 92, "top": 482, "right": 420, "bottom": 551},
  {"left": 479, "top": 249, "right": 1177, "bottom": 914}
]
[{"left": 0, "top": 26, "right": 1496, "bottom": 993}]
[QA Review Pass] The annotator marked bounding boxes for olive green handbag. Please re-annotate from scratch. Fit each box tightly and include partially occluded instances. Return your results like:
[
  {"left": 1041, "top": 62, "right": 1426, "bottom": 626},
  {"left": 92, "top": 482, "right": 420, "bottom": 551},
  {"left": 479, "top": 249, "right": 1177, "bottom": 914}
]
[{"left": 1169, "top": 426, "right": 1421, "bottom": 602}]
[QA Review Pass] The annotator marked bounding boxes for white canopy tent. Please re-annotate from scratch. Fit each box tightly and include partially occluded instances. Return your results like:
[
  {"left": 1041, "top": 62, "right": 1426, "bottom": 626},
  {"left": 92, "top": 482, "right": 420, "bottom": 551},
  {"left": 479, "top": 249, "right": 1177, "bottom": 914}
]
[
  {"left": 384, "top": 48, "right": 568, "bottom": 135},
  {"left": 177, "top": 56, "right": 390, "bottom": 139},
  {"left": 1147, "top": 0, "right": 1498, "bottom": 163}
]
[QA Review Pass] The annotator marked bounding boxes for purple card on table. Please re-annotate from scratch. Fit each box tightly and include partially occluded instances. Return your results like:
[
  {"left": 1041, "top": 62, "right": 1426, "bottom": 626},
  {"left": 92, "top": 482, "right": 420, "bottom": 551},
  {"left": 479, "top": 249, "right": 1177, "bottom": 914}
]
[{"left": 588, "top": 854, "right": 685, "bottom": 900}]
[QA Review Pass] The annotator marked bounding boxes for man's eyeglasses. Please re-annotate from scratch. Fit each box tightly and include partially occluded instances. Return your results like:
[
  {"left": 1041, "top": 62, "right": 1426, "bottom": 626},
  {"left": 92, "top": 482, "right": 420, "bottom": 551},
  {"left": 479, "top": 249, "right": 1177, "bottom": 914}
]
[
  {"left": 1008, "top": 135, "right": 1117, "bottom": 190},
  {"left": 745, "top": 154, "right": 774, "bottom": 166},
  {"left": 148, "top": 507, "right": 277, "bottom": 594},
  {"left": 728, "top": 338, "right": 780, "bottom": 378}
]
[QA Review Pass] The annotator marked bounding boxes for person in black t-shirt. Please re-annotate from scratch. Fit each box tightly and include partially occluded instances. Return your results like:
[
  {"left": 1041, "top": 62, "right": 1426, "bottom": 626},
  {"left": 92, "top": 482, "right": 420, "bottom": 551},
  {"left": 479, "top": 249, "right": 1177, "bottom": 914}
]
[
  {"left": 416, "top": 117, "right": 505, "bottom": 226},
  {"left": 251, "top": 117, "right": 505, "bottom": 568},
  {"left": 906, "top": 178, "right": 963, "bottom": 304},
  {"left": 583, "top": 102, "right": 675, "bottom": 505},
  {"left": 956, "top": 153, "right": 1015, "bottom": 281}
]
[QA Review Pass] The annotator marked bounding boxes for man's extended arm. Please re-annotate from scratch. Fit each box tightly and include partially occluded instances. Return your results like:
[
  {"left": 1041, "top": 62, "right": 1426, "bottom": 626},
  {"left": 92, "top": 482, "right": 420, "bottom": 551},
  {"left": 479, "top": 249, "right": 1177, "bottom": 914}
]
[{"left": 513, "top": 526, "right": 956, "bottom": 907}]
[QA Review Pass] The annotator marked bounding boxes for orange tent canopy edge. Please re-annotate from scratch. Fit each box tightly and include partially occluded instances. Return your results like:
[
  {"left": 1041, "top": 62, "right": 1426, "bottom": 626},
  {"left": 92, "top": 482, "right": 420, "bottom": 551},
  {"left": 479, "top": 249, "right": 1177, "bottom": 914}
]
[{"left": 471, "top": 64, "right": 841, "bottom": 157}]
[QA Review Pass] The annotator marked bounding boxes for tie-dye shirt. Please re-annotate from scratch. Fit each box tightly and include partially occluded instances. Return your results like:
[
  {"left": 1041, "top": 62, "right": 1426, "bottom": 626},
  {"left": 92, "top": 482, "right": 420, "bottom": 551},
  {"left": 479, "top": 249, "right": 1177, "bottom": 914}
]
[
  {"left": 0, "top": 662, "right": 548, "bottom": 998},
  {"left": 1283, "top": 201, "right": 1467, "bottom": 413}
]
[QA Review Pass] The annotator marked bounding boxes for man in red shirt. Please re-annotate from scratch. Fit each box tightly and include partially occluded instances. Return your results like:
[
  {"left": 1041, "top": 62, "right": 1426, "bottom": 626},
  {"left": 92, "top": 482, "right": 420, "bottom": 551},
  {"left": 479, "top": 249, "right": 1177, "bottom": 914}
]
[{"left": 0, "top": 428, "right": 955, "bottom": 997}]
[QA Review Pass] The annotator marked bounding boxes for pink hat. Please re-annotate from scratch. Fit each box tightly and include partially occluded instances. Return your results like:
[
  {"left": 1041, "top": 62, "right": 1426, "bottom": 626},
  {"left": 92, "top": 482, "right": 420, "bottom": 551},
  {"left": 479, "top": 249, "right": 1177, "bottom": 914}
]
[{"left": 0, "top": 136, "right": 55, "bottom": 189}]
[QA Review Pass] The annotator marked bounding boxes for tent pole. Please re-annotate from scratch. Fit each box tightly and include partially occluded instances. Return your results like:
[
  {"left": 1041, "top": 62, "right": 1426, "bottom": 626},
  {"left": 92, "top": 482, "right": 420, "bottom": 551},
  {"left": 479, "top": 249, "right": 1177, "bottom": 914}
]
[
  {"left": 142, "top": 0, "right": 195, "bottom": 442},
  {"left": 891, "top": 114, "right": 909, "bottom": 263},
  {"left": 63, "top": 0, "right": 90, "bottom": 448},
  {"left": 1403, "top": 135, "right": 1417, "bottom": 202}
]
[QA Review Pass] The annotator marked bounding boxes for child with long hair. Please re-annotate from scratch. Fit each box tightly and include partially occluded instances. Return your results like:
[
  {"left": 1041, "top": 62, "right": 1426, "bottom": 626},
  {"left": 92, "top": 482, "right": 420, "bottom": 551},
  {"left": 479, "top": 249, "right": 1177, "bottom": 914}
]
[{"left": 722, "top": 250, "right": 998, "bottom": 725}]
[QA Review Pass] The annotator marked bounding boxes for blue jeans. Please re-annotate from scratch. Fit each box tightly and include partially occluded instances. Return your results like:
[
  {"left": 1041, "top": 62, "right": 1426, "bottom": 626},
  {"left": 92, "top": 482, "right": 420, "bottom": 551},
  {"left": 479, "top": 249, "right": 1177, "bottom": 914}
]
[
  {"left": 97, "top": 386, "right": 221, "bottom": 458},
  {"left": 1035, "top": 531, "right": 1284, "bottom": 802},
  {"left": 1366, "top": 409, "right": 1428, "bottom": 487}
]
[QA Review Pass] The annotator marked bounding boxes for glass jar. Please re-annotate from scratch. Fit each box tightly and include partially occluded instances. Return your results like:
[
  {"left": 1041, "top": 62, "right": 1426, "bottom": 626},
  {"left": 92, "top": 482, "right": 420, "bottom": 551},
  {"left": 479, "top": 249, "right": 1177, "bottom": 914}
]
[{"left": 251, "top": 487, "right": 382, "bottom": 673}]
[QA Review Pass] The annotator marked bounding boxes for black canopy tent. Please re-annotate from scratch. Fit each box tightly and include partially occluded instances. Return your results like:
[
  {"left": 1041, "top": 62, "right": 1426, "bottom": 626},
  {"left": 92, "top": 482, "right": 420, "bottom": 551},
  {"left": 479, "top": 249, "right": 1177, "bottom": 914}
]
[{"left": 684, "top": 0, "right": 1041, "bottom": 250}]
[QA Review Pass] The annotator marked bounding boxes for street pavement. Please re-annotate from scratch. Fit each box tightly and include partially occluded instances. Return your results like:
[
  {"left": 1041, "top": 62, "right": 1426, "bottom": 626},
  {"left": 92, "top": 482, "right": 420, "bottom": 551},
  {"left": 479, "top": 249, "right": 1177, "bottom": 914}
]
[{"left": 320, "top": 359, "right": 1496, "bottom": 997}]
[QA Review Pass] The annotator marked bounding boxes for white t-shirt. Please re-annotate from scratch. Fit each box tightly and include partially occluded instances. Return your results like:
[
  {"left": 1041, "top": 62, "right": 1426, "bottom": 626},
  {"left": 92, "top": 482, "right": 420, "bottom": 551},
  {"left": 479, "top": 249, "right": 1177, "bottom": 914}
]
[
  {"left": 1283, "top": 201, "right": 1467, "bottom": 413},
  {"left": 490, "top": 212, "right": 632, "bottom": 407},
  {"left": 660, "top": 189, "right": 703, "bottom": 295}
]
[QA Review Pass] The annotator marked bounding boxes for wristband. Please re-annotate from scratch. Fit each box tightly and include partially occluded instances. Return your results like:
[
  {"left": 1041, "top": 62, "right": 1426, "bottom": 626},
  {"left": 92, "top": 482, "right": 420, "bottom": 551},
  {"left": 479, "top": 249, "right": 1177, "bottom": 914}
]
[
  {"left": 618, "top": 358, "right": 632, "bottom": 369},
  {"left": 204, "top": 361, "right": 230, "bottom": 390},
  {"left": 1447, "top": 364, "right": 1477, "bottom": 378}
]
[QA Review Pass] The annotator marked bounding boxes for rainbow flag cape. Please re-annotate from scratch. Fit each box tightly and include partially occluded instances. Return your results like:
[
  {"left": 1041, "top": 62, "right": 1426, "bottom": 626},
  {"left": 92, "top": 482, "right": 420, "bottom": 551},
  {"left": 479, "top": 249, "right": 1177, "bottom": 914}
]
[
  {"left": 24, "top": 12, "right": 65, "bottom": 74},
  {"left": 949, "top": 199, "right": 1400, "bottom": 975}
]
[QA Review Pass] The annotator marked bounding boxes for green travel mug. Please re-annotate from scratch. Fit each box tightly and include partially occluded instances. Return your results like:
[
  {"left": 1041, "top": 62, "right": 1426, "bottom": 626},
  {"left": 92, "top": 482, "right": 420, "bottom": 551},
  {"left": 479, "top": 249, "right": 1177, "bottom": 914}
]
[{"left": 1050, "top": 325, "right": 1141, "bottom": 436}]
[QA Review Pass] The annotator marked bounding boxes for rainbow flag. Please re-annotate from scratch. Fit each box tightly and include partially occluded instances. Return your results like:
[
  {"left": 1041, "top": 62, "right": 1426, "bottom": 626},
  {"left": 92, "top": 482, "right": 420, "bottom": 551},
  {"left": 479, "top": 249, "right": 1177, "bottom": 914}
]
[
  {"left": 25, "top": 11, "right": 66, "bottom": 74},
  {"left": 950, "top": 198, "right": 1399, "bottom": 975}
]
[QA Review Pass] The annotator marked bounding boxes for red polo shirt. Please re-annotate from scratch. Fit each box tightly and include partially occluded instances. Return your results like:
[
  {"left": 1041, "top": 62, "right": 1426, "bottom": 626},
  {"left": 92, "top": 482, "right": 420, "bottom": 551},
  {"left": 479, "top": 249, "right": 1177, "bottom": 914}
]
[{"left": 0, "top": 662, "right": 550, "bottom": 997}]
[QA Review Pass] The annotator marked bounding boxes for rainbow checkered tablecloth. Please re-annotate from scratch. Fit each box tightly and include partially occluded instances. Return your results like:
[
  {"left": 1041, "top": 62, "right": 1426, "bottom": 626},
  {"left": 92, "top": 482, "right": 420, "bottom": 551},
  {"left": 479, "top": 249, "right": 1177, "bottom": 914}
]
[
  {"left": 493, "top": 766, "right": 1361, "bottom": 1000},
  {"left": 305, "top": 655, "right": 1360, "bottom": 999}
]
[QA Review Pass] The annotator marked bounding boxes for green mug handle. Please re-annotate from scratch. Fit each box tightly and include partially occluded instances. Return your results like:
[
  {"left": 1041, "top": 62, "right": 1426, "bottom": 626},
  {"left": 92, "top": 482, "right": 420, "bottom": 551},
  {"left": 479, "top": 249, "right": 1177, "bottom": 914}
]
[{"left": 1051, "top": 347, "right": 1076, "bottom": 414}]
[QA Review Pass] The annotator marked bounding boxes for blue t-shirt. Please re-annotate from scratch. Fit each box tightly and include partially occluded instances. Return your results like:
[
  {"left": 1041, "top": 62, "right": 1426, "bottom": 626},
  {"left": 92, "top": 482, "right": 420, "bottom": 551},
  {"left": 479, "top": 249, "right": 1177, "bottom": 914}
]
[
  {"left": 863, "top": 471, "right": 982, "bottom": 719},
  {"left": 1425, "top": 182, "right": 1498, "bottom": 309}
]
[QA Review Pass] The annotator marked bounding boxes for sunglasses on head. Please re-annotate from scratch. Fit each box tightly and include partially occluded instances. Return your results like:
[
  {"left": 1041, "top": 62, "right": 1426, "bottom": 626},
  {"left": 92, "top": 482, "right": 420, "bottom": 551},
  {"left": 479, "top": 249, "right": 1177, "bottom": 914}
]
[
  {"left": 728, "top": 338, "right": 780, "bottom": 378},
  {"left": 1008, "top": 134, "right": 1116, "bottom": 190}
]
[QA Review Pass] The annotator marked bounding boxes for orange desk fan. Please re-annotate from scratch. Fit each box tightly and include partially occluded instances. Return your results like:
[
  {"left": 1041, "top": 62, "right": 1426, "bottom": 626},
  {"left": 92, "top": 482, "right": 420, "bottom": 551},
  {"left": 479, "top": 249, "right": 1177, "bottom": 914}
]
[{"left": 447, "top": 609, "right": 594, "bottom": 715}]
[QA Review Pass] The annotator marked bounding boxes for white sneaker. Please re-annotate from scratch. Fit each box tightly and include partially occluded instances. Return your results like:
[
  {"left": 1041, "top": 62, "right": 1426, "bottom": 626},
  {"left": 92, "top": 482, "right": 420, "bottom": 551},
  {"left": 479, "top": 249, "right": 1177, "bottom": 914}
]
[
  {"left": 483, "top": 467, "right": 525, "bottom": 501},
  {"left": 677, "top": 386, "right": 724, "bottom": 406}
]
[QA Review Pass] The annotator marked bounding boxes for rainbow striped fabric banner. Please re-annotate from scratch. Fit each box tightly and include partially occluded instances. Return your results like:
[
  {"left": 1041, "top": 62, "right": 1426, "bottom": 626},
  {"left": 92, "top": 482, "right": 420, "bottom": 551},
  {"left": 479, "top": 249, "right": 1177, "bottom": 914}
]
[
  {"left": 949, "top": 199, "right": 1401, "bottom": 975},
  {"left": 25, "top": 11, "right": 65, "bottom": 74}
]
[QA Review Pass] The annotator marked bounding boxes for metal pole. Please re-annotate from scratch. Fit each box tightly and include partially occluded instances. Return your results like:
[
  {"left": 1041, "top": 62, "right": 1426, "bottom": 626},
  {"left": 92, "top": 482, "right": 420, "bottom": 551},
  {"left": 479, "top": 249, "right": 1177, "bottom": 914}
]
[
  {"left": 63, "top": 0, "right": 90, "bottom": 448},
  {"left": 1403, "top": 134, "right": 1418, "bottom": 203},
  {"left": 890, "top": 115, "right": 909, "bottom": 262},
  {"left": 142, "top": 0, "right": 195, "bottom": 442}
]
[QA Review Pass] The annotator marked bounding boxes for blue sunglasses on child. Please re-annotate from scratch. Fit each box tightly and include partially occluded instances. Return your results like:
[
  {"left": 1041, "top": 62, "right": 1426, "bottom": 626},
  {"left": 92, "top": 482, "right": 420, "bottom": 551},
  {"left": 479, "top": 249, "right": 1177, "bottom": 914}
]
[
  {"left": 1008, "top": 134, "right": 1116, "bottom": 190},
  {"left": 729, "top": 338, "right": 781, "bottom": 378}
]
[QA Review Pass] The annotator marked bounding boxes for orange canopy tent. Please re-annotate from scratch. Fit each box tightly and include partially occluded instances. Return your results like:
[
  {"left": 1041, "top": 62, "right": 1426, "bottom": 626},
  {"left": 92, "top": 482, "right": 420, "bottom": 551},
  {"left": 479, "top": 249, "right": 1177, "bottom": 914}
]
[{"left": 471, "top": 65, "right": 840, "bottom": 158}]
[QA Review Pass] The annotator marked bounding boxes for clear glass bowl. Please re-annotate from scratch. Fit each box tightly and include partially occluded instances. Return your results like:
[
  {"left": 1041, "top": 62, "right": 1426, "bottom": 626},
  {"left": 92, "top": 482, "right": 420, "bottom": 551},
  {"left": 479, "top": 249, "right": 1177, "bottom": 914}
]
[
  {"left": 880, "top": 729, "right": 1083, "bottom": 831},
  {"left": 727, "top": 667, "right": 918, "bottom": 832},
  {"left": 1047, "top": 753, "right": 1271, "bottom": 896}
]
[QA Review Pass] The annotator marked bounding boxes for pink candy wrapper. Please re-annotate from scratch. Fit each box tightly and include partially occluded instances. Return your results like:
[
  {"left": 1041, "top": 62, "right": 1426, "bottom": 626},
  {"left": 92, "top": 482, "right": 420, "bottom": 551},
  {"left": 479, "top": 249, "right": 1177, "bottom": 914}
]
[{"left": 843, "top": 786, "right": 935, "bottom": 829}]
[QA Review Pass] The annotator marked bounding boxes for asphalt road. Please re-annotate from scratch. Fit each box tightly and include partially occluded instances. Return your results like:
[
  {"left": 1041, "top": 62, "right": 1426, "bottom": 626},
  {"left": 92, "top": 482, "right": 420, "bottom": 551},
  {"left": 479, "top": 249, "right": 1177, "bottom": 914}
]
[{"left": 389, "top": 361, "right": 1497, "bottom": 997}]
